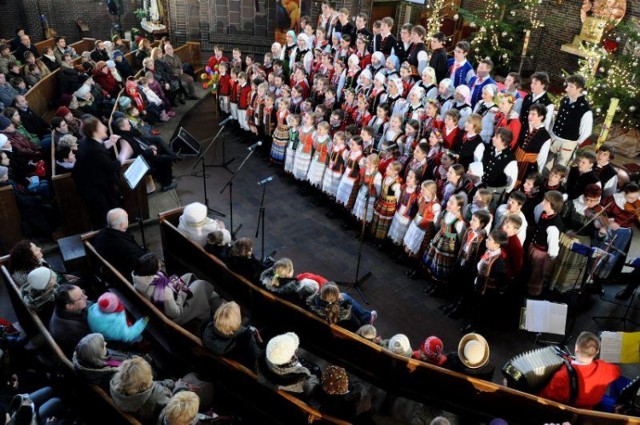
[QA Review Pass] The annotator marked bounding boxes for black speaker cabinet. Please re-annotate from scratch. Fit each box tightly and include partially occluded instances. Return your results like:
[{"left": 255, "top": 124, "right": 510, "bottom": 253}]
[{"left": 171, "top": 127, "right": 201, "bottom": 157}]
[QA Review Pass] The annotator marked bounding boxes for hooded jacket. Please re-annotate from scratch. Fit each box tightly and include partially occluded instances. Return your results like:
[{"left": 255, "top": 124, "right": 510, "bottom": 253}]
[
  {"left": 110, "top": 379, "right": 172, "bottom": 421},
  {"left": 87, "top": 303, "right": 147, "bottom": 343},
  {"left": 201, "top": 321, "right": 260, "bottom": 368}
]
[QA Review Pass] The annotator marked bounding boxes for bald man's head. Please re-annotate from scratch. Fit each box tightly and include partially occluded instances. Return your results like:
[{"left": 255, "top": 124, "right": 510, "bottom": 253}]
[{"left": 107, "top": 208, "right": 128, "bottom": 231}]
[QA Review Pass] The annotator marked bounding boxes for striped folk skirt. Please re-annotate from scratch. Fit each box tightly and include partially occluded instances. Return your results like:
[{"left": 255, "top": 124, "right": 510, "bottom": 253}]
[
  {"left": 403, "top": 217, "right": 435, "bottom": 257},
  {"left": 370, "top": 197, "right": 397, "bottom": 240},
  {"left": 526, "top": 244, "right": 555, "bottom": 296},
  {"left": 293, "top": 150, "right": 312, "bottom": 181},
  {"left": 270, "top": 126, "right": 289, "bottom": 164},
  {"left": 352, "top": 186, "right": 375, "bottom": 222},
  {"left": 336, "top": 175, "right": 358, "bottom": 208},
  {"left": 423, "top": 232, "right": 458, "bottom": 282},
  {"left": 322, "top": 169, "right": 343, "bottom": 199},
  {"left": 306, "top": 160, "right": 326, "bottom": 187}
]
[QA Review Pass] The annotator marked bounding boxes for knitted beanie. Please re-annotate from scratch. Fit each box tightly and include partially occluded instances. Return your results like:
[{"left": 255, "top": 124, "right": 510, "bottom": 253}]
[
  {"left": 322, "top": 365, "right": 349, "bottom": 395},
  {"left": 97, "top": 292, "right": 124, "bottom": 314}
]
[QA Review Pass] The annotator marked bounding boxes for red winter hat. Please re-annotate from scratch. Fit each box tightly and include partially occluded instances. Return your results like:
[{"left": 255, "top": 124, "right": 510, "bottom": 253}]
[
  {"left": 56, "top": 106, "right": 72, "bottom": 118},
  {"left": 98, "top": 292, "right": 124, "bottom": 314},
  {"left": 421, "top": 336, "right": 446, "bottom": 365}
]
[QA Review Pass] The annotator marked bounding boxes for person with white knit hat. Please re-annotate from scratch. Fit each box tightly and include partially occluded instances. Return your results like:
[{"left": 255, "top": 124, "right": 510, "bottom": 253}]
[
  {"left": 386, "top": 333, "right": 412, "bottom": 358},
  {"left": 256, "top": 332, "right": 319, "bottom": 395},
  {"left": 22, "top": 266, "right": 58, "bottom": 315},
  {"left": 178, "top": 202, "right": 231, "bottom": 248}
]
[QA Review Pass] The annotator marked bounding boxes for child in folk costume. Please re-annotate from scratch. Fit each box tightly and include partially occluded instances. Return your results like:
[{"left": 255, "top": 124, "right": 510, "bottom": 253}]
[
  {"left": 236, "top": 72, "right": 252, "bottom": 131},
  {"left": 378, "top": 113, "right": 404, "bottom": 171},
  {"left": 329, "top": 110, "right": 345, "bottom": 136},
  {"left": 261, "top": 93, "right": 277, "bottom": 155},
  {"left": 289, "top": 85, "right": 304, "bottom": 114},
  {"left": 450, "top": 85, "right": 473, "bottom": 129},
  {"left": 218, "top": 61, "right": 231, "bottom": 114},
  {"left": 284, "top": 114, "right": 301, "bottom": 174},
  {"left": 368, "top": 73, "right": 387, "bottom": 115},
  {"left": 293, "top": 112, "right": 316, "bottom": 181},
  {"left": 344, "top": 54, "right": 362, "bottom": 91},
  {"left": 463, "top": 189, "right": 493, "bottom": 229},
  {"left": 442, "top": 109, "right": 462, "bottom": 150},
  {"left": 341, "top": 88, "right": 358, "bottom": 126},
  {"left": 270, "top": 97, "right": 290, "bottom": 164},
  {"left": 331, "top": 59, "right": 346, "bottom": 102},
  {"left": 352, "top": 153, "right": 383, "bottom": 224},
  {"left": 368, "top": 104, "right": 389, "bottom": 148},
  {"left": 360, "top": 126, "right": 376, "bottom": 156},
  {"left": 323, "top": 88, "right": 337, "bottom": 112},
  {"left": 454, "top": 113, "right": 485, "bottom": 170},
  {"left": 500, "top": 213, "right": 525, "bottom": 281},
  {"left": 355, "top": 69, "right": 373, "bottom": 98},
  {"left": 314, "top": 104, "right": 329, "bottom": 124},
  {"left": 440, "top": 163, "right": 466, "bottom": 208},
  {"left": 423, "top": 193, "right": 467, "bottom": 288},
  {"left": 306, "top": 121, "right": 332, "bottom": 188},
  {"left": 336, "top": 136, "right": 366, "bottom": 209},
  {"left": 322, "top": 131, "right": 349, "bottom": 198},
  {"left": 386, "top": 76, "right": 406, "bottom": 116},
  {"left": 399, "top": 62, "right": 417, "bottom": 98},
  {"left": 399, "top": 121, "right": 422, "bottom": 167},
  {"left": 403, "top": 86, "right": 426, "bottom": 124},
  {"left": 370, "top": 161, "right": 403, "bottom": 243},
  {"left": 420, "top": 99, "right": 441, "bottom": 140},
  {"left": 403, "top": 180, "right": 441, "bottom": 259},
  {"left": 229, "top": 67, "right": 240, "bottom": 121},
  {"left": 425, "top": 128, "right": 445, "bottom": 180},
  {"left": 388, "top": 169, "right": 420, "bottom": 245},
  {"left": 353, "top": 94, "right": 373, "bottom": 129}
]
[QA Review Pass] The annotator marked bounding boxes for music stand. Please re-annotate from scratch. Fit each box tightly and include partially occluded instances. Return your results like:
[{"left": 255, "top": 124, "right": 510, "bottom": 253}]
[
  {"left": 123, "top": 156, "right": 150, "bottom": 251},
  {"left": 520, "top": 299, "right": 568, "bottom": 347},
  {"left": 593, "top": 258, "right": 640, "bottom": 331}
]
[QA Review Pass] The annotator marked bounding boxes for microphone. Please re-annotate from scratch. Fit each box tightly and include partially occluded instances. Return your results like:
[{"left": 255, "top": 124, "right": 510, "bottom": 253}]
[
  {"left": 247, "top": 141, "right": 263, "bottom": 151},
  {"left": 219, "top": 116, "right": 234, "bottom": 126},
  {"left": 257, "top": 176, "right": 275, "bottom": 186}
]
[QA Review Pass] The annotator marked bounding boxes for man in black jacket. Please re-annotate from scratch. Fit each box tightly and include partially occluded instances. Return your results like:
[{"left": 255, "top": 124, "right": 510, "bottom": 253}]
[
  {"left": 13, "top": 95, "right": 50, "bottom": 138},
  {"left": 49, "top": 284, "right": 91, "bottom": 356},
  {"left": 90, "top": 40, "right": 109, "bottom": 63},
  {"left": 93, "top": 208, "right": 145, "bottom": 279},
  {"left": 429, "top": 32, "right": 449, "bottom": 83}
]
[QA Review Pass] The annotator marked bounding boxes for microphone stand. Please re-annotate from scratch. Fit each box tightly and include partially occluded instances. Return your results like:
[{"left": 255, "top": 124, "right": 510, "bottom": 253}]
[
  {"left": 220, "top": 146, "right": 258, "bottom": 239},
  {"left": 342, "top": 185, "right": 373, "bottom": 304},
  {"left": 190, "top": 120, "right": 235, "bottom": 175},
  {"left": 254, "top": 179, "right": 274, "bottom": 261},
  {"left": 192, "top": 154, "right": 225, "bottom": 218}
]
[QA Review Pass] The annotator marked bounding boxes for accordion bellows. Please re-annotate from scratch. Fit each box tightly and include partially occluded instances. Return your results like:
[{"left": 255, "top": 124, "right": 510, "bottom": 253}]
[{"left": 502, "top": 346, "right": 566, "bottom": 392}]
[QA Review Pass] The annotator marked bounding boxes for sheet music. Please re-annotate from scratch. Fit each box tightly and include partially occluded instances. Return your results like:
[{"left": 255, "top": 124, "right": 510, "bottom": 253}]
[
  {"left": 524, "top": 300, "right": 568, "bottom": 336},
  {"left": 600, "top": 331, "right": 623, "bottom": 363},
  {"left": 123, "top": 156, "right": 150, "bottom": 190}
]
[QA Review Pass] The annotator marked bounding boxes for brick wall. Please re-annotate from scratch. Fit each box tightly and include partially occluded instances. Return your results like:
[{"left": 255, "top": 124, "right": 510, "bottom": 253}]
[{"left": 1, "top": 0, "right": 138, "bottom": 45}]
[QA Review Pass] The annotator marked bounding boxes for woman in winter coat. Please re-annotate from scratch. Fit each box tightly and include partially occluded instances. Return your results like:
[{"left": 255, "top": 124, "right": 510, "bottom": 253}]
[
  {"left": 73, "top": 333, "right": 124, "bottom": 386},
  {"left": 87, "top": 292, "right": 147, "bottom": 343},
  {"left": 132, "top": 253, "right": 219, "bottom": 326}
]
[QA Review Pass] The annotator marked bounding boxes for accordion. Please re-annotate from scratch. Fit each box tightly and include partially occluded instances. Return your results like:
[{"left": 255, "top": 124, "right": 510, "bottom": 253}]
[{"left": 502, "top": 346, "right": 569, "bottom": 392}]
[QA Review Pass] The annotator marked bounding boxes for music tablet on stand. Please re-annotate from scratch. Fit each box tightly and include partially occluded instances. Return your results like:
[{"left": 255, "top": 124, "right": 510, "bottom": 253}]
[{"left": 124, "top": 156, "right": 150, "bottom": 190}]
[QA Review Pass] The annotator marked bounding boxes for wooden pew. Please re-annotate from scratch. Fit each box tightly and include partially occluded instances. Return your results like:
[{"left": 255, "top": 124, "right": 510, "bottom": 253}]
[
  {"left": 81, "top": 235, "right": 349, "bottom": 425},
  {"left": 158, "top": 208, "right": 640, "bottom": 425},
  {"left": 0, "top": 259, "right": 141, "bottom": 425},
  {"left": 0, "top": 186, "right": 23, "bottom": 255},
  {"left": 174, "top": 42, "right": 203, "bottom": 73},
  {"left": 51, "top": 173, "right": 92, "bottom": 235}
]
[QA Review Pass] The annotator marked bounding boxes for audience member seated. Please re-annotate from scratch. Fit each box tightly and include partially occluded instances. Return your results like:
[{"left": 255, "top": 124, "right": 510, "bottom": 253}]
[
  {"left": 8, "top": 387, "right": 66, "bottom": 425},
  {"left": 144, "top": 71, "right": 175, "bottom": 117},
  {"left": 93, "top": 208, "right": 146, "bottom": 279},
  {"left": 412, "top": 336, "right": 448, "bottom": 366},
  {"left": 0, "top": 44, "right": 16, "bottom": 75},
  {"left": 135, "top": 38, "right": 152, "bottom": 69},
  {"left": 4, "top": 107, "right": 41, "bottom": 148},
  {"left": 132, "top": 252, "right": 219, "bottom": 326},
  {"left": 22, "top": 266, "right": 59, "bottom": 320},
  {"left": 224, "top": 237, "right": 265, "bottom": 282},
  {"left": 92, "top": 61, "right": 120, "bottom": 98},
  {"left": 15, "top": 35, "right": 39, "bottom": 62},
  {"left": 386, "top": 334, "right": 413, "bottom": 358},
  {"left": 13, "top": 95, "right": 52, "bottom": 139},
  {"left": 113, "top": 117, "right": 177, "bottom": 192},
  {"left": 256, "top": 332, "right": 320, "bottom": 395},
  {"left": 53, "top": 36, "right": 77, "bottom": 65},
  {"left": 157, "top": 391, "right": 205, "bottom": 425},
  {"left": 54, "top": 145, "right": 75, "bottom": 175},
  {"left": 87, "top": 292, "right": 148, "bottom": 344},
  {"left": 356, "top": 325, "right": 384, "bottom": 345},
  {"left": 0, "top": 73, "right": 19, "bottom": 109},
  {"left": 260, "top": 258, "right": 320, "bottom": 304},
  {"left": 58, "top": 54, "right": 81, "bottom": 95},
  {"left": 0, "top": 115, "right": 42, "bottom": 160},
  {"left": 539, "top": 331, "right": 621, "bottom": 409},
  {"left": 73, "top": 333, "right": 123, "bottom": 386},
  {"left": 306, "top": 282, "right": 376, "bottom": 332},
  {"left": 112, "top": 35, "right": 129, "bottom": 55},
  {"left": 90, "top": 40, "right": 110, "bottom": 63},
  {"left": 41, "top": 45, "right": 60, "bottom": 72},
  {"left": 8, "top": 240, "right": 67, "bottom": 287},
  {"left": 72, "top": 116, "right": 122, "bottom": 227},
  {"left": 9, "top": 29, "right": 25, "bottom": 52},
  {"left": 23, "top": 63, "right": 43, "bottom": 87},
  {"left": 55, "top": 105, "right": 82, "bottom": 136},
  {"left": 178, "top": 202, "right": 231, "bottom": 247},
  {"left": 201, "top": 301, "right": 261, "bottom": 369},
  {"left": 163, "top": 43, "right": 198, "bottom": 100},
  {"left": 313, "top": 365, "right": 374, "bottom": 424},
  {"left": 442, "top": 333, "right": 494, "bottom": 382},
  {"left": 112, "top": 50, "right": 133, "bottom": 80},
  {"left": 23, "top": 51, "right": 50, "bottom": 77},
  {"left": 203, "top": 230, "right": 231, "bottom": 260},
  {"left": 49, "top": 284, "right": 91, "bottom": 356}
]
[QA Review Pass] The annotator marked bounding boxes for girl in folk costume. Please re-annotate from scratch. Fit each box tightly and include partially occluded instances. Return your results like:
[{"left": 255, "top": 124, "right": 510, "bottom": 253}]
[
  {"left": 440, "top": 163, "right": 466, "bottom": 208},
  {"left": 353, "top": 95, "right": 373, "bottom": 129},
  {"left": 420, "top": 99, "right": 441, "bottom": 140},
  {"left": 368, "top": 52, "right": 385, "bottom": 78},
  {"left": 403, "top": 141, "right": 429, "bottom": 182},
  {"left": 330, "top": 33, "right": 341, "bottom": 61},
  {"left": 312, "top": 77, "right": 329, "bottom": 107},
  {"left": 436, "top": 78, "right": 455, "bottom": 118},
  {"left": 368, "top": 73, "right": 387, "bottom": 115},
  {"left": 330, "top": 59, "right": 346, "bottom": 102},
  {"left": 335, "top": 34, "right": 354, "bottom": 63},
  {"left": 355, "top": 34, "right": 372, "bottom": 70},
  {"left": 386, "top": 76, "right": 406, "bottom": 117},
  {"left": 314, "top": 104, "right": 329, "bottom": 124},
  {"left": 494, "top": 93, "right": 521, "bottom": 149},
  {"left": 250, "top": 81, "right": 269, "bottom": 135},
  {"left": 300, "top": 99, "right": 314, "bottom": 120},
  {"left": 399, "top": 120, "right": 421, "bottom": 165},
  {"left": 317, "top": 52, "right": 334, "bottom": 81},
  {"left": 442, "top": 109, "right": 462, "bottom": 150},
  {"left": 310, "top": 48, "right": 324, "bottom": 83},
  {"left": 290, "top": 66, "right": 311, "bottom": 98},
  {"left": 261, "top": 94, "right": 277, "bottom": 154},
  {"left": 270, "top": 97, "right": 291, "bottom": 164},
  {"left": 284, "top": 114, "right": 301, "bottom": 174},
  {"left": 314, "top": 27, "right": 330, "bottom": 53},
  {"left": 329, "top": 109, "right": 345, "bottom": 136},
  {"left": 306, "top": 121, "right": 332, "bottom": 188},
  {"left": 423, "top": 193, "right": 467, "bottom": 286},
  {"left": 451, "top": 85, "right": 473, "bottom": 129},
  {"left": 404, "top": 180, "right": 441, "bottom": 259},
  {"left": 415, "top": 67, "right": 439, "bottom": 106},
  {"left": 322, "top": 131, "right": 349, "bottom": 198},
  {"left": 370, "top": 161, "right": 403, "bottom": 243},
  {"left": 336, "top": 136, "right": 366, "bottom": 209},
  {"left": 463, "top": 189, "right": 493, "bottom": 229},
  {"left": 341, "top": 88, "right": 358, "bottom": 126},
  {"left": 344, "top": 55, "right": 362, "bottom": 91},
  {"left": 352, "top": 153, "right": 383, "bottom": 224},
  {"left": 355, "top": 69, "right": 373, "bottom": 98},
  {"left": 360, "top": 126, "right": 377, "bottom": 156},
  {"left": 378, "top": 114, "right": 404, "bottom": 174},
  {"left": 454, "top": 113, "right": 485, "bottom": 170},
  {"left": 388, "top": 169, "right": 421, "bottom": 245},
  {"left": 323, "top": 88, "right": 337, "bottom": 112},
  {"left": 290, "top": 33, "right": 313, "bottom": 75},
  {"left": 425, "top": 128, "right": 445, "bottom": 180},
  {"left": 293, "top": 112, "right": 316, "bottom": 181},
  {"left": 383, "top": 55, "right": 400, "bottom": 79},
  {"left": 289, "top": 85, "right": 304, "bottom": 114},
  {"left": 403, "top": 87, "right": 426, "bottom": 128},
  {"left": 399, "top": 62, "right": 417, "bottom": 98},
  {"left": 473, "top": 84, "right": 499, "bottom": 144},
  {"left": 368, "top": 104, "right": 389, "bottom": 148},
  {"left": 217, "top": 61, "right": 231, "bottom": 114}
]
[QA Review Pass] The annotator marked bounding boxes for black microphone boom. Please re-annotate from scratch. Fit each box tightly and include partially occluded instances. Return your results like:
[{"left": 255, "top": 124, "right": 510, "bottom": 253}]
[
  {"left": 258, "top": 176, "right": 275, "bottom": 186},
  {"left": 247, "top": 141, "right": 263, "bottom": 151}
]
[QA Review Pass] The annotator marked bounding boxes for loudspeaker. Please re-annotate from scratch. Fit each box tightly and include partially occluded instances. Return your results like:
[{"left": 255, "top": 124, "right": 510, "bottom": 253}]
[{"left": 171, "top": 127, "right": 201, "bottom": 157}]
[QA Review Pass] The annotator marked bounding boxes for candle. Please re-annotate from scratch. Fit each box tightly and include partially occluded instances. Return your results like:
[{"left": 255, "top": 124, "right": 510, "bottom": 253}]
[
  {"left": 597, "top": 97, "right": 619, "bottom": 148},
  {"left": 521, "top": 30, "right": 531, "bottom": 57}
]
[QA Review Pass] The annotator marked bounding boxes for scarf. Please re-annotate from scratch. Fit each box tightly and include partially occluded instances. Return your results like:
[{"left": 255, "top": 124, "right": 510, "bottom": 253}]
[{"left": 149, "top": 272, "right": 171, "bottom": 311}]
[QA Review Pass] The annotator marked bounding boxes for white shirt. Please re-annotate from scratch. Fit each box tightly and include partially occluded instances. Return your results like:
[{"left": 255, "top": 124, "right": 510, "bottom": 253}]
[
  {"left": 531, "top": 91, "right": 555, "bottom": 131},
  {"left": 533, "top": 203, "right": 561, "bottom": 258},
  {"left": 494, "top": 205, "right": 528, "bottom": 246}
]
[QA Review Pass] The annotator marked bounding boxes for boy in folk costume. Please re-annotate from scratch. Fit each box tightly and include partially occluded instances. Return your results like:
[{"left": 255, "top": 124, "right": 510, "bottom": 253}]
[
  {"left": 564, "top": 150, "right": 601, "bottom": 201},
  {"left": 399, "top": 120, "right": 421, "bottom": 165},
  {"left": 360, "top": 126, "right": 376, "bottom": 156},
  {"left": 336, "top": 135, "right": 366, "bottom": 210},
  {"left": 526, "top": 190, "right": 565, "bottom": 297},
  {"left": 594, "top": 144, "right": 618, "bottom": 199},
  {"left": 236, "top": 72, "right": 252, "bottom": 131},
  {"left": 261, "top": 93, "right": 277, "bottom": 156},
  {"left": 514, "top": 103, "right": 551, "bottom": 188},
  {"left": 441, "top": 109, "right": 462, "bottom": 151},
  {"left": 446, "top": 41, "right": 475, "bottom": 87},
  {"left": 370, "top": 160, "right": 403, "bottom": 245},
  {"left": 423, "top": 193, "right": 467, "bottom": 292},
  {"left": 322, "top": 131, "right": 349, "bottom": 199},
  {"left": 270, "top": 97, "right": 290, "bottom": 164},
  {"left": 217, "top": 61, "right": 231, "bottom": 114},
  {"left": 541, "top": 164, "right": 567, "bottom": 197},
  {"left": 388, "top": 169, "right": 421, "bottom": 247},
  {"left": 404, "top": 180, "right": 441, "bottom": 269},
  {"left": 352, "top": 153, "right": 383, "bottom": 225},
  {"left": 293, "top": 112, "right": 316, "bottom": 182},
  {"left": 500, "top": 214, "right": 525, "bottom": 282},
  {"left": 441, "top": 209, "right": 491, "bottom": 319},
  {"left": 367, "top": 104, "right": 389, "bottom": 148},
  {"left": 284, "top": 114, "right": 301, "bottom": 174},
  {"left": 480, "top": 127, "right": 518, "bottom": 209},
  {"left": 329, "top": 110, "right": 345, "bottom": 136},
  {"left": 494, "top": 190, "right": 528, "bottom": 246},
  {"left": 306, "top": 121, "right": 332, "bottom": 188},
  {"left": 454, "top": 113, "right": 485, "bottom": 170},
  {"left": 463, "top": 189, "right": 493, "bottom": 229}
]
